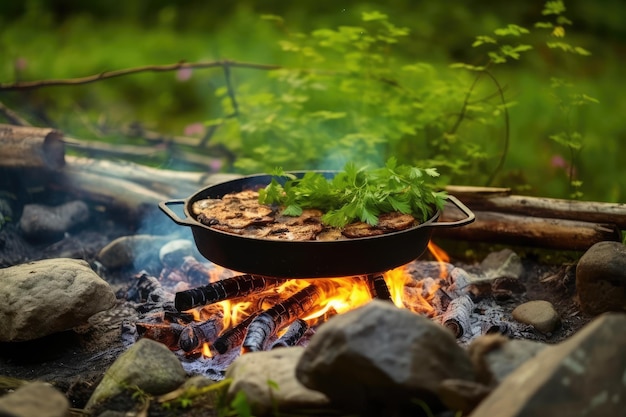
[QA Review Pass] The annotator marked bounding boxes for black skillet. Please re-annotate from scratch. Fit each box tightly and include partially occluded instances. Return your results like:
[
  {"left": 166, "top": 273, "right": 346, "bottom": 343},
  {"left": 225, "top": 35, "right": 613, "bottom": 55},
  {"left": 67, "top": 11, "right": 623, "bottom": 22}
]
[{"left": 159, "top": 172, "right": 475, "bottom": 278}]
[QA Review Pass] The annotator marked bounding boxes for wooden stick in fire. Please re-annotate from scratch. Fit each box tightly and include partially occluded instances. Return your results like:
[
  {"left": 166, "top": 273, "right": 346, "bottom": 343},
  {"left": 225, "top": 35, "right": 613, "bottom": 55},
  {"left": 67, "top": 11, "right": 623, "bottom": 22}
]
[
  {"left": 241, "top": 284, "right": 324, "bottom": 353},
  {"left": 364, "top": 274, "right": 393, "bottom": 302},
  {"left": 439, "top": 294, "right": 474, "bottom": 338},
  {"left": 178, "top": 317, "right": 224, "bottom": 352},
  {"left": 211, "top": 312, "right": 259, "bottom": 355},
  {"left": 174, "top": 274, "right": 285, "bottom": 311},
  {"left": 270, "top": 318, "right": 309, "bottom": 349}
]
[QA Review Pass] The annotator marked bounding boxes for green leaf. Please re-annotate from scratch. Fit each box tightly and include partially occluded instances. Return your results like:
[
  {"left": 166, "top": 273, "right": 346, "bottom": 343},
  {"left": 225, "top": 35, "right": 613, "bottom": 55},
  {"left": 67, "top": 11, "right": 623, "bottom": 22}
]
[{"left": 361, "top": 11, "right": 388, "bottom": 22}]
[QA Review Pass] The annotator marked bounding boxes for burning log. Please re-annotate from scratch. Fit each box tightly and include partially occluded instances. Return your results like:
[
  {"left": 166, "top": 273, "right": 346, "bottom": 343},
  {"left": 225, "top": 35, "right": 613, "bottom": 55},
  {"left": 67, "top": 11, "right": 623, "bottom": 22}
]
[
  {"left": 0, "top": 123, "right": 65, "bottom": 169},
  {"left": 136, "top": 322, "right": 184, "bottom": 349},
  {"left": 440, "top": 294, "right": 475, "bottom": 338},
  {"left": 365, "top": 274, "right": 393, "bottom": 302},
  {"left": 212, "top": 312, "right": 259, "bottom": 355},
  {"left": 174, "top": 274, "right": 284, "bottom": 311},
  {"left": 242, "top": 284, "right": 324, "bottom": 353},
  {"left": 270, "top": 319, "right": 309, "bottom": 349},
  {"left": 178, "top": 318, "right": 224, "bottom": 352}
]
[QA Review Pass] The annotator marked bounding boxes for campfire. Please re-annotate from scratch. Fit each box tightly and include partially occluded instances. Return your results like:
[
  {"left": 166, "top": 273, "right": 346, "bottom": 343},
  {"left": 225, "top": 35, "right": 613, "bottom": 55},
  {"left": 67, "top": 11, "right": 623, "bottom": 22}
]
[{"left": 119, "top": 238, "right": 532, "bottom": 378}]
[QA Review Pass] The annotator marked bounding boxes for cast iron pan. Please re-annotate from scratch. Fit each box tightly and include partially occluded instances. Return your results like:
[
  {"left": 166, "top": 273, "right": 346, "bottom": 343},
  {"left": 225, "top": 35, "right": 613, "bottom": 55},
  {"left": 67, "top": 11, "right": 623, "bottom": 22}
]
[{"left": 159, "top": 172, "right": 475, "bottom": 278}]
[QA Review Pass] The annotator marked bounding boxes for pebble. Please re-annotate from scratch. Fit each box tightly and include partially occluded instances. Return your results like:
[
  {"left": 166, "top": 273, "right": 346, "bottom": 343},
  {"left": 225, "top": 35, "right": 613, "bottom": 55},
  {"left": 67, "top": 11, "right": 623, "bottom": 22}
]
[
  {"left": 19, "top": 200, "right": 89, "bottom": 241},
  {"left": 512, "top": 300, "right": 560, "bottom": 334},
  {"left": 575, "top": 240, "right": 626, "bottom": 316}
]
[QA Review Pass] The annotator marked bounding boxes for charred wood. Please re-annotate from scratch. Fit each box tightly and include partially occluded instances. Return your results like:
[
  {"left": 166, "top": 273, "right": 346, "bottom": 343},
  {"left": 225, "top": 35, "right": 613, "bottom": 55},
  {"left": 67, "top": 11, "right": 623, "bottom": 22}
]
[
  {"left": 212, "top": 312, "right": 259, "bottom": 355},
  {"left": 125, "top": 271, "right": 167, "bottom": 303},
  {"left": 242, "top": 284, "right": 323, "bottom": 353},
  {"left": 270, "top": 319, "right": 309, "bottom": 349},
  {"left": 365, "top": 274, "right": 392, "bottom": 302},
  {"left": 136, "top": 322, "right": 184, "bottom": 349},
  {"left": 178, "top": 318, "right": 224, "bottom": 352},
  {"left": 175, "top": 274, "right": 284, "bottom": 311},
  {"left": 440, "top": 294, "right": 474, "bottom": 338}
]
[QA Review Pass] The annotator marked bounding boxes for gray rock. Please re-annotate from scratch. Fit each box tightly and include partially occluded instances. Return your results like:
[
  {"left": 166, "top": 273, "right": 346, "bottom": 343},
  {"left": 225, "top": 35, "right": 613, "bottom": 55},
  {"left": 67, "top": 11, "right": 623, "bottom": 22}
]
[
  {"left": 97, "top": 234, "right": 172, "bottom": 269},
  {"left": 469, "top": 312, "right": 626, "bottom": 417},
  {"left": 85, "top": 338, "right": 187, "bottom": 411},
  {"left": 226, "top": 347, "right": 330, "bottom": 416},
  {"left": 0, "top": 258, "right": 116, "bottom": 342},
  {"left": 159, "top": 239, "right": 194, "bottom": 268},
  {"left": 295, "top": 299, "right": 475, "bottom": 415},
  {"left": 480, "top": 248, "right": 523, "bottom": 280},
  {"left": 576, "top": 241, "right": 626, "bottom": 315},
  {"left": 512, "top": 300, "right": 561, "bottom": 334},
  {"left": 0, "top": 381, "right": 70, "bottom": 417},
  {"left": 19, "top": 200, "right": 89, "bottom": 241},
  {"left": 468, "top": 334, "right": 547, "bottom": 385}
]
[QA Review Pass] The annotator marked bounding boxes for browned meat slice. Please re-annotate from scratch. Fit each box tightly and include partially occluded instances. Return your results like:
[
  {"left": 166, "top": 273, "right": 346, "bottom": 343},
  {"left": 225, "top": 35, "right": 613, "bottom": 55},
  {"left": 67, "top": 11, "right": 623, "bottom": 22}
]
[
  {"left": 193, "top": 190, "right": 274, "bottom": 230},
  {"left": 316, "top": 228, "right": 345, "bottom": 241},
  {"left": 342, "top": 212, "right": 416, "bottom": 238},
  {"left": 377, "top": 212, "right": 416, "bottom": 231},
  {"left": 342, "top": 222, "right": 385, "bottom": 238},
  {"left": 266, "top": 222, "right": 323, "bottom": 240}
]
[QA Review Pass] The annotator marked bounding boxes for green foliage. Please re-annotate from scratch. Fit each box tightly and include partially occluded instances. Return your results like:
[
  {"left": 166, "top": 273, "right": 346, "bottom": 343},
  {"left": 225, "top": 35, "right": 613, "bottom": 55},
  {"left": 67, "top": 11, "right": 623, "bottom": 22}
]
[{"left": 258, "top": 158, "right": 446, "bottom": 227}]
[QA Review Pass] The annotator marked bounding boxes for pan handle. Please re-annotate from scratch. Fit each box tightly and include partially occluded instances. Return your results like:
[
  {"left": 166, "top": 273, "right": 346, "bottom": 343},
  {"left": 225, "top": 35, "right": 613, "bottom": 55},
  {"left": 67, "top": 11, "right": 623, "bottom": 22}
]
[
  {"left": 158, "top": 199, "right": 196, "bottom": 227},
  {"left": 428, "top": 195, "right": 475, "bottom": 228}
]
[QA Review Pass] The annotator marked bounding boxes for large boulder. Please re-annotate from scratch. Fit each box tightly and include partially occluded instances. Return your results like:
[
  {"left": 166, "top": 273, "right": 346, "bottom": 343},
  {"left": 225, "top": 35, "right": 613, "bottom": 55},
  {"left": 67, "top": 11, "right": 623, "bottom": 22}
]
[
  {"left": 0, "top": 258, "right": 116, "bottom": 341},
  {"left": 296, "top": 299, "right": 475, "bottom": 415}
]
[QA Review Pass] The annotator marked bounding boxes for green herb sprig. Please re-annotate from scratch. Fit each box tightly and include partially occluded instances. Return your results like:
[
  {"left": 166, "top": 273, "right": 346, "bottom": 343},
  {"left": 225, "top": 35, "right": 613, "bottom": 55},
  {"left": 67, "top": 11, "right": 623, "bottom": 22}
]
[{"left": 258, "top": 158, "right": 447, "bottom": 228}]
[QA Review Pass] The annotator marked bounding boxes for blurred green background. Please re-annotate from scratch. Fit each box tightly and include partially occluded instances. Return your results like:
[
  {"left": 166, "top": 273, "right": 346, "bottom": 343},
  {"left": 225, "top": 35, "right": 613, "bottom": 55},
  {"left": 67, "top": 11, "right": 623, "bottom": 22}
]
[{"left": 1, "top": 0, "right": 624, "bottom": 203}]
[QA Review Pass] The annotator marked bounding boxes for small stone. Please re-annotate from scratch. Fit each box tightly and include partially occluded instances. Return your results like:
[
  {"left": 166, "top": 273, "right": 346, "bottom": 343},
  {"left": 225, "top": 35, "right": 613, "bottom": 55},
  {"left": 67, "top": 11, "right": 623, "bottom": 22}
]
[
  {"left": 159, "top": 239, "right": 194, "bottom": 267},
  {"left": 97, "top": 234, "right": 171, "bottom": 269},
  {"left": 512, "top": 300, "right": 560, "bottom": 334},
  {"left": 438, "top": 379, "right": 492, "bottom": 415},
  {"left": 226, "top": 347, "right": 330, "bottom": 416},
  {"left": 19, "top": 200, "right": 89, "bottom": 241},
  {"left": 85, "top": 338, "right": 187, "bottom": 411},
  {"left": 481, "top": 248, "right": 524, "bottom": 280},
  {"left": 0, "top": 381, "right": 70, "bottom": 417},
  {"left": 575, "top": 241, "right": 626, "bottom": 316}
]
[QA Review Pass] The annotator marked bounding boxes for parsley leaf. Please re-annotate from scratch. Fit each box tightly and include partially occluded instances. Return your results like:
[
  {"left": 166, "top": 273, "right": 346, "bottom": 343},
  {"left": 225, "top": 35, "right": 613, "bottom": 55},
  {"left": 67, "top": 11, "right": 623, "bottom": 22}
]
[{"left": 258, "top": 158, "right": 447, "bottom": 227}]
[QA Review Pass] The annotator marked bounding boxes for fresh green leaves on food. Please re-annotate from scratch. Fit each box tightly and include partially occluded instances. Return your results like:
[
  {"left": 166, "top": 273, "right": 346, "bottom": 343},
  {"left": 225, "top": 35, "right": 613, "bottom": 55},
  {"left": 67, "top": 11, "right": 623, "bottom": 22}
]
[{"left": 258, "top": 158, "right": 447, "bottom": 228}]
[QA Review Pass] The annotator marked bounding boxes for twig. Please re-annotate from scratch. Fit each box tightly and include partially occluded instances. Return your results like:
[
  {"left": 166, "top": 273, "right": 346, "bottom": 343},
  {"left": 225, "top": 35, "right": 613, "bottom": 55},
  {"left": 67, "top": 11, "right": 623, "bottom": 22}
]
[
  {"left": 0, "top": 59, "right": 282, "bottom": 91},
  {"left": 0, "top": 101, "right": 32, "bottom": 126}
]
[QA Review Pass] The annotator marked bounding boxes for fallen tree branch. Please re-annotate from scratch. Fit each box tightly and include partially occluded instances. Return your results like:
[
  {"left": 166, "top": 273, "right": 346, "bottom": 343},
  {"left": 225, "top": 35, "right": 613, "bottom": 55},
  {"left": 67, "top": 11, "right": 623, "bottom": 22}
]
[
  {"left": 0, "top": 123, "right": 65, "bottom": 169},
  {"left": 446, "top": 185, "right": 626, "bottom": 229},
  {"left": 0, "top": 59, "right": 282, "bottom": 91}
]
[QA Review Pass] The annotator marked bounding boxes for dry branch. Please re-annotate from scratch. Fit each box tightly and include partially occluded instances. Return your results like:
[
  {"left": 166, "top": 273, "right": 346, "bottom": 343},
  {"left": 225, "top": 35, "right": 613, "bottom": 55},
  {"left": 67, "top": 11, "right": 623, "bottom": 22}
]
[
  {"left": 0, "top": 60, "right": 282, "bottom": 91},
  {"left": 0, "top": 123, "right": 65, "bottom": 169}
]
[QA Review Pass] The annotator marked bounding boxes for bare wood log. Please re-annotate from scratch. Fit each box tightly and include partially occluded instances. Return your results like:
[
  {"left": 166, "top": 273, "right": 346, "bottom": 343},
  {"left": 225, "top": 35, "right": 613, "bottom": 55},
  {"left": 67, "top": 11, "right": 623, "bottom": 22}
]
[
  {"left": 440, "top": 294, "right": 474, "bottom": 338},
  {"left": 0, "top": 123, "right": 65, "bottom": 169},
  {"left": 178, "top": 318, "right": 224, "bottom": 352},
  {"left": 436, "top": 208, "right": 622, "bottom": 251},
  {"left": 175, "top": 274, "right": 285, "bottom": 311},
  {"left": 212, "top": 312, "right": 259, "bottom": 354},
  {"left": 270, "top": 319, "right": 309, "bottom": 349},
  {"left": 446, "top": 185, "right": 626, "bottom": 229},
  {"left": 64, "top": 155, "right": 241, "bottom": 199},
  {"left": 242, "top": 284, "right": 323, "bottom": 353}
]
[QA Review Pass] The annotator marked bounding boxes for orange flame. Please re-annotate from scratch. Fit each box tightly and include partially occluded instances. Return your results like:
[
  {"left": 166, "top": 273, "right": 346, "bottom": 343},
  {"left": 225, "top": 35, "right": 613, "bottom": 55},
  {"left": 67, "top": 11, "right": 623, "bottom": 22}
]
[{"left": 427, "top": 240, "right": 450, "bottom": 279}]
